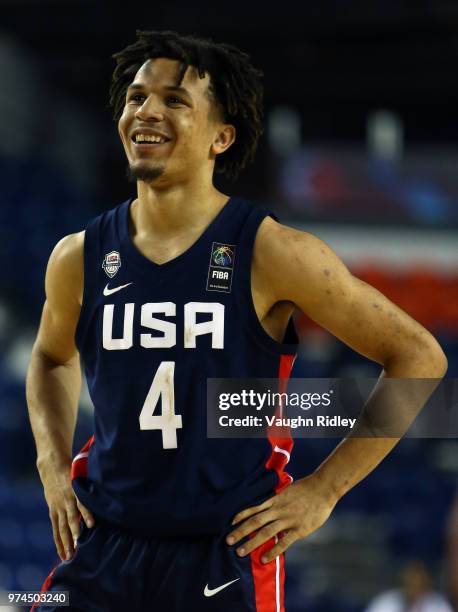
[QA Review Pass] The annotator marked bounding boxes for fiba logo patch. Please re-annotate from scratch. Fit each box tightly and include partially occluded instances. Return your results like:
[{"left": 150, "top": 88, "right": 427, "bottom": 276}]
[
  {"left": 212, "top": 245, "right": 233, "bottom": 267},
  {"left": 102, "top": 250, "right": 121, "bottom": 278},
  {"left": 207, "top": 242, "right": 236, "bottom": 293}
]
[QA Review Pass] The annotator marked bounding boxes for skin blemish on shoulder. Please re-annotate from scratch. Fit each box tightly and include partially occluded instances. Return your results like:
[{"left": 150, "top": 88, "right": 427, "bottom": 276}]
[
  {"left": 323, "top": 269, "right": 331, "bottom": 277},
  {"left": 326, "top": 290, "right": 332, "bottom": 295},
  {"left": 372, "top": 303, "right": 381, "bottom": 310}
]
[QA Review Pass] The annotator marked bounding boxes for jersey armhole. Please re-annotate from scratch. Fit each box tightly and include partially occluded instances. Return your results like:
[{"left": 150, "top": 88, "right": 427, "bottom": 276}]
[{"left": 234, "top": 207, "right": 298, "bottom": 356}]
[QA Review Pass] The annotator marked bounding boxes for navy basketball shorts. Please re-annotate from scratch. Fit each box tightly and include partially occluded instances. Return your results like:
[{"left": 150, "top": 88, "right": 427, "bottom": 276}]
[{"left": 31, "top": 515, "right": 286, "bottom": 612}]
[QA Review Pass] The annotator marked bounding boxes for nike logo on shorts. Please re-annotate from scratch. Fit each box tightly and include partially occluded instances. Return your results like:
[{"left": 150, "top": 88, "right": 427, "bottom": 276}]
[
  {"left": 203, "top": 578, "right": 240, "bottom": 597},
  {"left": 103, "top": 282, "right": 133, "bottom": 296}
]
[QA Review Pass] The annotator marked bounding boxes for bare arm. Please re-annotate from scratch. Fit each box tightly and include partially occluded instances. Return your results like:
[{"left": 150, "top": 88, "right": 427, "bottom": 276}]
[
  {"left": 227, "top": 218, "right": 447, "bottom": 563},
  {"left": 26, "top": 230, "right": 94, "bottom": 561},
  {"left": 262, "top": 220, "right": 447, "bottom": 498}
]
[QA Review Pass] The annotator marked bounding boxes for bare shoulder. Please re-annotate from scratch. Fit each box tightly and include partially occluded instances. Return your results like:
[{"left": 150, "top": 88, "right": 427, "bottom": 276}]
[
  {"left": 34, "top": 231, "right": 85, "bottom": 364},
  {"left": 255, "top": 217, "right": 446, "bottom": 370},
  {"left": 256, "top": 216, "right": 339, "bottom": 262},
  {"left": 254, "top": 216, "right": 350, "bottom": 306},
  {"left": 46, "top": 231, "right": 85, "bottom": 308}
]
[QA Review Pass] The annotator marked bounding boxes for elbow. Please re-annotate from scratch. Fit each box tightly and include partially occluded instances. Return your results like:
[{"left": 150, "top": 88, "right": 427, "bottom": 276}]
[
  {"left": 416, "top": 338, "right": 448, "bottom": 378},
  {"left": 384, "top": 334, "right": 448, "bottom": 378},
  {"left": 424, "top": 334, "right": 448, "bottom": 377},
  {"left": 432, "top": 348, "right": 448, "bottom": 378}
]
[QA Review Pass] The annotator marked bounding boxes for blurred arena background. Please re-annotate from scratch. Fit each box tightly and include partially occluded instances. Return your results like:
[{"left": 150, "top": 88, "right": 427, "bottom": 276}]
[{"left": 0, "top": 1, "right": 457, "bottom": 610}]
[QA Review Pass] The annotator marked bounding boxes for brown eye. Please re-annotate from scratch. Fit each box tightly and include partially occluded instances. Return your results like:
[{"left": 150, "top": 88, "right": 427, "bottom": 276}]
[{"left": 129, "top": 94, "right": 145, "bottom": 103}]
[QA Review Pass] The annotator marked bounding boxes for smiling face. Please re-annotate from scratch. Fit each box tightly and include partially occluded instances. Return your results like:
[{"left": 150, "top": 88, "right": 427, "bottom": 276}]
[{"left": 118, "top": 57, "right": 235, "bottom": 187}]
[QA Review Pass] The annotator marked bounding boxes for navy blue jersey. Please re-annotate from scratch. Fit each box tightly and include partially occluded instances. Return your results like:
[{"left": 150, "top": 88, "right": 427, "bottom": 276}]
[{"left": 71, "top": 196, "right": 298, "bottom": 537}]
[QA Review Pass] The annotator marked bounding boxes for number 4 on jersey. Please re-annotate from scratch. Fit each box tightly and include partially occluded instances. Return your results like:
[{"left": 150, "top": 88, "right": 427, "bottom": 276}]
[{"left": 139, "top": 361, "right": 182, "bottom": 449}]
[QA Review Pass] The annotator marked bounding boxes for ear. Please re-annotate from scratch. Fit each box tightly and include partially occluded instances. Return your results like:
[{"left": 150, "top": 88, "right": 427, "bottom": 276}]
[{"left": 211, "top": 123, "right": 236, "bottom": 156}]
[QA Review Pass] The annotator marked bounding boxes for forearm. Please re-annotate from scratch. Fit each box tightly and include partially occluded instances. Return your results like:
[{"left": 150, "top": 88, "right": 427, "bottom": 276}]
[
  {"left": 26, "top": 346, "right": 81, "bottom": 473},
  {"left": 313, "top": 345, "right": 447, "bottom": 502}
]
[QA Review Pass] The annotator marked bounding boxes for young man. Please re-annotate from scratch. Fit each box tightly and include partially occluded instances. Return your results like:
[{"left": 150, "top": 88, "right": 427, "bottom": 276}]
[{"left": 26, "top": 30, "right": 447, "bottom": 611}]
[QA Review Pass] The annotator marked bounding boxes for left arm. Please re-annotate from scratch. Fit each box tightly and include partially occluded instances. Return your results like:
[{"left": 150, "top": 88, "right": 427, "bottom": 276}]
[{"left": 227, "top": 219, "right": 447, "bottom": 563}]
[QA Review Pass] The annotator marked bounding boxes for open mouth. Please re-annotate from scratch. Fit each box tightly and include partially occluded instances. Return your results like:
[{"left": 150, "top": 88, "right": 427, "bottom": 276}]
[{"left": 131, "top": 134, "right": 171, "bottom": 146}]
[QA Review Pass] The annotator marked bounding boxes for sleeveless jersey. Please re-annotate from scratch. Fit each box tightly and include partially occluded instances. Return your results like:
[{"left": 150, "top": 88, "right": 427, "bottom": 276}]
[{"left": 71, "top": 196, "right": 298, "bottom": 537}]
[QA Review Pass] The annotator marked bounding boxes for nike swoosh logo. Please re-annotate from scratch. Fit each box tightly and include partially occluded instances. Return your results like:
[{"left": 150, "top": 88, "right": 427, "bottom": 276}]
[
  {"left": 103, "top": 282, "right": 133, "bottom": 296},
  {"left": 204, "top": 578, "right": 240, "bottom": 597}
]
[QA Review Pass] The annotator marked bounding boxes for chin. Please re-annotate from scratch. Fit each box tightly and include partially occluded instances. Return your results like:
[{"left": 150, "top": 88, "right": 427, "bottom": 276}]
[{"left": 126, "top": 163, "right": 165, "bottom": 183}]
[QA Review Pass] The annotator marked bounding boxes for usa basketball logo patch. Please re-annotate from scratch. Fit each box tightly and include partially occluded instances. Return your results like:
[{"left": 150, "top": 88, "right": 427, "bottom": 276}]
[
  {"left": 102, "top": 250, "right": 121, "bottom": 278},
  {"left": 206, "top": 242, "right": 236, "bottom": 293}
]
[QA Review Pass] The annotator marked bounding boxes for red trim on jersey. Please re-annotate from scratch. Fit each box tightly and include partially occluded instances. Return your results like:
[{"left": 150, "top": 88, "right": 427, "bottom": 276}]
[
  {"left": 30, "top": 559, "right": 60, "bottom": 611},
  {"left": 266, "top": 353, "right": 295, "bottom": 493},
  {"left": 70, "top": 434, "right": 95, "bottom": 480},
  {"left": 250, "top": 353, "right": 295, "bottom": 611}
]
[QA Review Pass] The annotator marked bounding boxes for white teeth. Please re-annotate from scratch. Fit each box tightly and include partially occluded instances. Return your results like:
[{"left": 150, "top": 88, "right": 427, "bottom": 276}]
[{"left": 135, "top": 134, "right": 166, "bottom": 144}]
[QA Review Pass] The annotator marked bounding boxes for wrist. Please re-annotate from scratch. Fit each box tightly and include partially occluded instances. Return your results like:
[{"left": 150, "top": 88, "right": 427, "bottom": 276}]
[
  {"left": 36, "top": 451, "right": 72, "bottom": 478},
  {"left": 309, "top": 467, "right": 342, "bottom": 506}
]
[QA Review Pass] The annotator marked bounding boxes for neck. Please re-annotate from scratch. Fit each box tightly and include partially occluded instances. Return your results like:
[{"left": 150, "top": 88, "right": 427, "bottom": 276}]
[{"left": 132, "top": 180, "right": 229, "bottom": 239}]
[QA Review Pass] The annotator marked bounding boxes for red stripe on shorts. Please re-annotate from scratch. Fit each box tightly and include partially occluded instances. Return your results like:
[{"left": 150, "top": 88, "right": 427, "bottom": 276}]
[
  {"left": 30, "top": 559, "right": 60, "bottom": 612},
  {"left": 250, "top": 352, "right": 295, "bottom": 611}
]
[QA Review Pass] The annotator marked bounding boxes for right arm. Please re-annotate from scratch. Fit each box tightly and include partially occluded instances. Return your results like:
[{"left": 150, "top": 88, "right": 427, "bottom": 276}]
[{"left": 26, "top": 231, "right": 94, "bottom": 562}]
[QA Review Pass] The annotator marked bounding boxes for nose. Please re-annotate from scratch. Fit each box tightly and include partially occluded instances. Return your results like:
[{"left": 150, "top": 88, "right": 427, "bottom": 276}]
[{"left": 135, "top": 94, "right": 165, "bottom": 122}]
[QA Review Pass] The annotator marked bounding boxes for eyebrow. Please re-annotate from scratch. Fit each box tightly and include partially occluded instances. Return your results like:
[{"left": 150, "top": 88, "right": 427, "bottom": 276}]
[{"left": 127, "top": 83, "right": 193, "bottom": 98}]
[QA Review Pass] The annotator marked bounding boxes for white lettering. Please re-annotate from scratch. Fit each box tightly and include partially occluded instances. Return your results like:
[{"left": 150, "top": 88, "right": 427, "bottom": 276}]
[
  {"left": 140, "top": 302, "right": 176, "bottom": 348},
  {"left": 103, "top": 303, "right": 134, "bottom": 350},
  {"left": 102, "top": 302, "right": 225, "bottom": 350},
  {"left": 212, "top": 270, "right": 229, "bottom": 279},
  {"left": 184, "top": 302, "right": 224, "bottom": 349}
]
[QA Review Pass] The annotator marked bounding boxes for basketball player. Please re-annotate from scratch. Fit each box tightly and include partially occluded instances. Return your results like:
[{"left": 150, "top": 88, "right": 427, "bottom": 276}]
[{"left": 26, "top": 31, "right": 447, "bottom": 611}]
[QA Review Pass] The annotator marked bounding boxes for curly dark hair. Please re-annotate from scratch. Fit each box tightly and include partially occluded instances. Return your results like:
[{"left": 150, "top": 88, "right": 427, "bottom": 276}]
[{"left": 109, "top": 30, "right": 264, "bottom": 181}]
